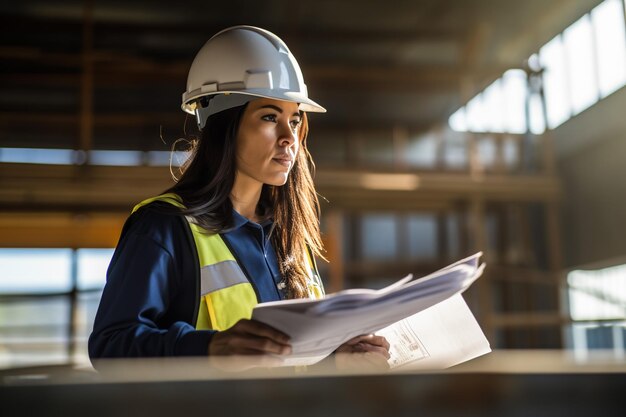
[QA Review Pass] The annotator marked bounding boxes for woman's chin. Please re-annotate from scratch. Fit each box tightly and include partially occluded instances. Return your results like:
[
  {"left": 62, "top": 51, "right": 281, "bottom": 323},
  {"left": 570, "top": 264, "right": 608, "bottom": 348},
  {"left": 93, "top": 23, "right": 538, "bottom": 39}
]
[{"left": 265, "top": 174, "right": 289, "bottom": 187}]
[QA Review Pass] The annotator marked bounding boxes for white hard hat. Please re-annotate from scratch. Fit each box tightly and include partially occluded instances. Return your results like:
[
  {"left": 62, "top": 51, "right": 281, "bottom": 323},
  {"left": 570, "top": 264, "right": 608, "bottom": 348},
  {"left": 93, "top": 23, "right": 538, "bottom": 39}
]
[{"left": 182, "top": 25, "right": 326, "bottom": 129}]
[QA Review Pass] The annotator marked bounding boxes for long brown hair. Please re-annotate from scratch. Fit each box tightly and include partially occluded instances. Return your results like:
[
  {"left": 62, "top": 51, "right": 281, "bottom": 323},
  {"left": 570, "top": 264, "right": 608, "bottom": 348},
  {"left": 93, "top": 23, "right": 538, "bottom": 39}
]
[{"left": 165, "top": 104, "right": 324, "bottom": 299}]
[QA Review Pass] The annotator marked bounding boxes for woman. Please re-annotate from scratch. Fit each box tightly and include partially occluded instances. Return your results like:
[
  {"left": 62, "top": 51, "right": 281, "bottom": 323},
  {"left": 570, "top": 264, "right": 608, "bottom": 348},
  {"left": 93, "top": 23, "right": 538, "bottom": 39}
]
[{"left": 89, "top": 26, "right": 389, "bottom": 368}]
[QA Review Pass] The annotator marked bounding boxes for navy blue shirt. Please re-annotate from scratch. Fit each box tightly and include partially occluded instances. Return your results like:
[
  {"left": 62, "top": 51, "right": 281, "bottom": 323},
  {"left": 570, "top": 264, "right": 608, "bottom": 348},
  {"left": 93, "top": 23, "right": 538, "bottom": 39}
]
[{"left": 221, "top": 210, "right": 286, "bottom": 301}]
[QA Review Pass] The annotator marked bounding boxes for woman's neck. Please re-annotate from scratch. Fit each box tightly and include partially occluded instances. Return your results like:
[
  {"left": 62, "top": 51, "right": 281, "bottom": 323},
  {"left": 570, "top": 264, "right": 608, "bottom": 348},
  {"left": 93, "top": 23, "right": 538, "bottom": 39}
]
[{"left": 230, "top": 174, "right": 263, "bottom": 223}]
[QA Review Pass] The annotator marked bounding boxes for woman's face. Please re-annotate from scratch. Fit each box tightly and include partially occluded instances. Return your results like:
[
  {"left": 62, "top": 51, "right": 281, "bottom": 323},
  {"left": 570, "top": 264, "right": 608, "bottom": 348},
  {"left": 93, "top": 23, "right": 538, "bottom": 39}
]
[{"left": 235, "top": 98, "right": 302, "bottom": 187}]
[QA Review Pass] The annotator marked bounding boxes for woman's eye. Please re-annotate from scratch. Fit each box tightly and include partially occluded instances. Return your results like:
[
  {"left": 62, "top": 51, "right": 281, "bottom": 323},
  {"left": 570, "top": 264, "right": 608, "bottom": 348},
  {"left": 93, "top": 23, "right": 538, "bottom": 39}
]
[{"left": 262, "top": 114, "right": 300, "bottom": 130}]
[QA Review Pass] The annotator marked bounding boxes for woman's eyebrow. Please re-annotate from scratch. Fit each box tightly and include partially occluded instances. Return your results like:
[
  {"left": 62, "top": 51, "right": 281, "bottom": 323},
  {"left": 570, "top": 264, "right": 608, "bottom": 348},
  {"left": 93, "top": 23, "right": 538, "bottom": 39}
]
[{"left": 257, "top": 104, "right": 300, "bottom": 117}]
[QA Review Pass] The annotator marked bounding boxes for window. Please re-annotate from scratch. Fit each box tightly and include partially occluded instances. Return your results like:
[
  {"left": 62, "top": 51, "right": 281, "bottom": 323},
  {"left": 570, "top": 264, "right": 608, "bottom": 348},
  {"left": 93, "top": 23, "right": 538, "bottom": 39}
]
[
  {"left": 361, "top": 214, "right": 398, "bottom": 260},
  {"left": 449, "top": 0, "right": 626, "bottom": 133},
  {"left": 0, "top": 148, "right": 75, "bottom": 165},
  {"left": 465, "top": 93, "right": 487, "bottom": 132},
  {"left": 147, "top": 150, "right": 190, "bottom": 167},
  {"left": 563, "top": 15, "right": 599, "bottom": 114},
  {"left": 448, "top": 107, "right": 467, "bottom": 132},
  {"left": 540, "top": 35, "right": 571, "bottom": 129},
  {"left": 568, "top": 264, "right": 626, "bottom": 321},
  {"left": 0, "top": 249, "right": 73, "bottom": 293},
  {"left": 0, "top": 248, "right": 113, "bottom": 368},
  {"left": 477, "top": 136, "right": 497, "bottom": 167},
  {"left": 482, "top": 80, "right": 506, "bottom": 133},
  {"left": 407, "top": 214, "right": 437, "bottom": 260},
  {"left": 566, "top": 262, "right": 626, "bottom": 356},
  {"left": 528, "top": 91, "right": 546, "bottom": 135},
  {"left": 89, "top": 150, "right": 143, "bottom": 166},
  {"left": 77, "top": 248, "right": 114, "bottom": 291},
  {"left": 406, "top": 132, "right": 438, "bottom": 168},
  {"left": 443, "top": 131, "right": 467, "bottom": 168},
  {"left": 501, "top": 70, "right": 528, "bottom": 134},
  {"left": 592, "top": 0, "right": 626, "bottom": 97},
  {"left": 0, "top": 148, "right": 190, "bottom": 167}
]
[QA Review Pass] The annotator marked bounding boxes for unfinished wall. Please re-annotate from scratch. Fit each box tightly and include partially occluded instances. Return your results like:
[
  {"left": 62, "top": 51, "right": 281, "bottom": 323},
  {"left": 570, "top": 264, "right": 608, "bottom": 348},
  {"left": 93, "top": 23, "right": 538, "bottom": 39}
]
[{"left": 555, "top": 87, "right": 626, "bottom": 267}]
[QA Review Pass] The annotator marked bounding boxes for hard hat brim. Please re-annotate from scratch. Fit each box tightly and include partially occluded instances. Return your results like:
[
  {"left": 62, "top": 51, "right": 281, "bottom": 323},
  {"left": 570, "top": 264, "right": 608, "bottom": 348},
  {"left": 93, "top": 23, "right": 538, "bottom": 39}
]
[{"left": 182, "top": 90, "right": 326, "bottom": 115}]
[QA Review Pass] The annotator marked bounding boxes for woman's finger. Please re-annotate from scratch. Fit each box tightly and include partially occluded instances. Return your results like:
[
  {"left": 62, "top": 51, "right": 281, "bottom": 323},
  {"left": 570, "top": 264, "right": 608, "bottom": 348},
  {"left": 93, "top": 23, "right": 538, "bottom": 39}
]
[
  {"left": 342, "top": 334, "right": 390, "bottom": 350},
  {"left": 233, "top": 319, "right": 291, "bottom": 344},
  {"left": 356, "top": 342, "right": 391, "bottom": 359},
  {"left": 229, "top": 334, "right": 292, "bottom": 355},
  {"left": 209, "top": 320, "right": 292, "bottom": 356},
  {"left": 356, "top": 335, "right": 390, "bottom": 349},
  {"left": 341, "top": 334, "right": 376, "bottom": 346}
]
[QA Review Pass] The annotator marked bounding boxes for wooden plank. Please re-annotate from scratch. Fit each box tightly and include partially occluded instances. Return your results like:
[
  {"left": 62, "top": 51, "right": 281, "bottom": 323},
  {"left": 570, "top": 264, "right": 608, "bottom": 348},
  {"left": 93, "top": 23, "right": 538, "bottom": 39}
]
[
  {"left": 0, "top": 163, "right": 562, "bottom": 212},
  {"left": 0, "top": 212, "right": 126, "bottom": 248}
]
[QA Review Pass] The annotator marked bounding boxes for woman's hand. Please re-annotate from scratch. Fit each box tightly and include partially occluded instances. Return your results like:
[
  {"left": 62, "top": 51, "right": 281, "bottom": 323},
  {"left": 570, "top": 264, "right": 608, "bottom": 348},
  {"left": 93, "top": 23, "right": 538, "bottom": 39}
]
[
  {"left": 334, "top": 334, "right": 391, "bottom": 371},
  {"left": 208, "top": 319, "right": 291, "bottom": 371},
  {"left": 209, "top": 318, "right": 291, "bottom": 355}
]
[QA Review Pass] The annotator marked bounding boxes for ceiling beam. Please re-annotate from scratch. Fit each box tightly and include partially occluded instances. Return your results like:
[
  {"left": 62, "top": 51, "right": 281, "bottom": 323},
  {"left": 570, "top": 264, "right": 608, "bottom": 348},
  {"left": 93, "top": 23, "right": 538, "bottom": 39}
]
[
  {"left": 0, "top": 111, "right": 185, "bottom": 128},
  {"left": 0, "top": 59, "right": 509, "bottom": 94},
  {"left": 0, "top": 111, "right": 432, "bottom": 133},
  {"left": 0, "top": 14, "right": 466, "bottom": 45}
]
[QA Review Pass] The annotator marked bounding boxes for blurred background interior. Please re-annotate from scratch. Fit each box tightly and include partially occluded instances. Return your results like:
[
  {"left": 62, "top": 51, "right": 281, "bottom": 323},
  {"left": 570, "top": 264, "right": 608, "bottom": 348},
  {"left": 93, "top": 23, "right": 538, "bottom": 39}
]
[{"left": 0, "top": 0, "right": 625, "bottom": 370}]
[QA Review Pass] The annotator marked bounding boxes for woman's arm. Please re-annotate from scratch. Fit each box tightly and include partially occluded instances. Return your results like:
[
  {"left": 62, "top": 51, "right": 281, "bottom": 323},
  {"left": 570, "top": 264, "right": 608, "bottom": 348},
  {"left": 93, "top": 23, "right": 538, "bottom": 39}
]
[
  {"left": 88, "top": 206, "right": 216, "bottom": 361},
  {"left": 88, "top": 231, "right": 215, "bottom": 360}
]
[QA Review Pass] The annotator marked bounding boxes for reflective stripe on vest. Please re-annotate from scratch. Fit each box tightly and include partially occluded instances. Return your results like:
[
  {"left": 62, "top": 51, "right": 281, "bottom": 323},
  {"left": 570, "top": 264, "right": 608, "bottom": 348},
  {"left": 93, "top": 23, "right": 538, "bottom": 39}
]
[{"left": 132, "top": 193, "right": 324, "bottom": 332}]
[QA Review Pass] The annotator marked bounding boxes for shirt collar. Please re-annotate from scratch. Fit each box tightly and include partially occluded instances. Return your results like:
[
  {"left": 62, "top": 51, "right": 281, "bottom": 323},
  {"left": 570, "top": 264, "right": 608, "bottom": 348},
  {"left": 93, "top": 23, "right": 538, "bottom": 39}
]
[
  {"left": 231, "top": 209, "right": 250, "bottom": 229},
  {"left": 231, "top": 209, "right": 274, "bottom": 232}
]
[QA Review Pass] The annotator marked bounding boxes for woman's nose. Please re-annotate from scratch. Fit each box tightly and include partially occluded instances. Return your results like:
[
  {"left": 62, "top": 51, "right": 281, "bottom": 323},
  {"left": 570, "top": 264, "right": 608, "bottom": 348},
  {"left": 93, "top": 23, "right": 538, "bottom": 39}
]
[{"left": 278, "top": 123, "right": 297, "bottom": 147}]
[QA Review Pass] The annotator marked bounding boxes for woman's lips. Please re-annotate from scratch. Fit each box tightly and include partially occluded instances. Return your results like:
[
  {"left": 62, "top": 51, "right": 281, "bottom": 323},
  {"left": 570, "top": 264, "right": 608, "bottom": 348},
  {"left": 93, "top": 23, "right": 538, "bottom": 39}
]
[{"left": 272, "top": 157, "right": 292, "bottom": 167}]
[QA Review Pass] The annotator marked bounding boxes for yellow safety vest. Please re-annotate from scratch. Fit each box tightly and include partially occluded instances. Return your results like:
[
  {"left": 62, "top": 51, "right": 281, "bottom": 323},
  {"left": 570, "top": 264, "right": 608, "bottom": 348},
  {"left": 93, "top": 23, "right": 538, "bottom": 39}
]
[{"left": 132, "top": 193, "right": 324, "bottom": 331}]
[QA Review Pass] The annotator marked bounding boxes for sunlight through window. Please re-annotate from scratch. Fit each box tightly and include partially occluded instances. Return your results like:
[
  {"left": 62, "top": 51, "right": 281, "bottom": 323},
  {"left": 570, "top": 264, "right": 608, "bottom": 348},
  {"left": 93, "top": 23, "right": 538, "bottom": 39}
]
[
  {"left": 567, "top": 262, "right": 626, "bottom": 354},
  {"left": 592, "top": 0, "right": 626, "bottom": 97},
  {"left": 528, "top": 92, "right": 546, "bottom": 134},
  {"left": 502, "top": 70, "right": 527, "bottom": 134},
  {"left": 540, "top": 35, "right": 571, "bottom": 129},
  {"left": 77, "top": 249, "right": 114, "bottom": 291},
  {"left": 564, "top": 15, "right": 599, "bottom": 115},
  {"left": 466, "top": 94, "right": 487, "bottom": 132},
  {"left": 0, "top": 249, "right": 73, "bottom": 293},
  {"left": 449, "top": 0, "right": 626, "bottom": 134},
  {"left": 482, "top": 80, "right": 505, "bottom": 133},
  {"left": 0, "top": 148, "right": 74, "bottom": 165},
  {"left": 448, "top": 107, "right": 468, "bottom": 132},
  {"left": 568, "top": 264, "right": 626, "bottom": 321}
]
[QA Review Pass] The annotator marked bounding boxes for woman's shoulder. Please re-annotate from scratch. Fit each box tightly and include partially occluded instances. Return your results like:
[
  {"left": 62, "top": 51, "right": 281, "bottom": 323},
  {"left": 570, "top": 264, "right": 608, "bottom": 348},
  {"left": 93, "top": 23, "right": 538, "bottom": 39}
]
[{"left": 120, "top": 201, "right": 190, "bottom": 250}]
